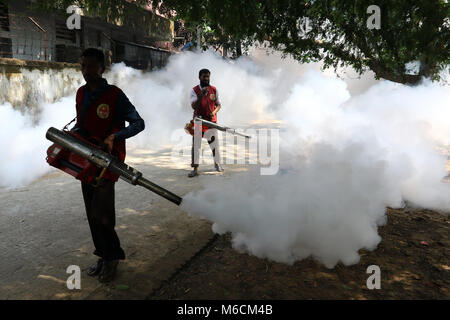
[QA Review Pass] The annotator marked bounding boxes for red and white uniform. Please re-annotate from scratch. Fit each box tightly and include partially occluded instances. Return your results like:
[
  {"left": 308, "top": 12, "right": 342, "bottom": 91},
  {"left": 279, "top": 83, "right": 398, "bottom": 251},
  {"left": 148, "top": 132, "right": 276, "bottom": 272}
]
[{"left": 190, "top": 84, "right": 221, "bottom": 133}]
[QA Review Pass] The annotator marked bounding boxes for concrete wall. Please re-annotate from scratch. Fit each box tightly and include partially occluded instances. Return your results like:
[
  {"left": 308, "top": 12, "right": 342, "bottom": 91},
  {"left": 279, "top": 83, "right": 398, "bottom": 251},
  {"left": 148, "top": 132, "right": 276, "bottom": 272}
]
[
  {"left": 0, "top": 57, "right": 79, "bottom": 73},
  {"left": 0, "top": 58, "right": 82, "bottom": 110}
]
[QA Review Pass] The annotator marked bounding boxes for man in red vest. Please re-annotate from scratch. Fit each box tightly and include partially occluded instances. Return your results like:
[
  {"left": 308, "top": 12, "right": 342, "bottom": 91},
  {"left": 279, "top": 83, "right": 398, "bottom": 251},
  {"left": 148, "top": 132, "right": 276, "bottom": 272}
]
[
  {"left": 73, "top": 48, "right": 145, "bottom": 282},
  {"left": 188, "top": 68, "right": 224, "bottom": 177}
]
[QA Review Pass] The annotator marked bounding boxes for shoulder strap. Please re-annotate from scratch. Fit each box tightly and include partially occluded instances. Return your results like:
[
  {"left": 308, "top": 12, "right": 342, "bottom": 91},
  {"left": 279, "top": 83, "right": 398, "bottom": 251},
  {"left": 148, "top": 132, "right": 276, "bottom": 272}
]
[
  {"left": 105, "top": 87, "right": 123, "bottom": 137},
  {"left": 63, "top": 117, "right": 77, "bottom": 131},
  {"left": 193, "top": 85, "right": 201, "bottom": 94}
]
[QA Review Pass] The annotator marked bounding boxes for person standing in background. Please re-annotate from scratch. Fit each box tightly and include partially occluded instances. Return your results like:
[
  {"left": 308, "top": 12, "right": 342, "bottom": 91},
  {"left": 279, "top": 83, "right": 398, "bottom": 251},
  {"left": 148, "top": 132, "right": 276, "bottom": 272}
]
[{"left": 189, "top": 69, "right": 224, "bottom": 177}]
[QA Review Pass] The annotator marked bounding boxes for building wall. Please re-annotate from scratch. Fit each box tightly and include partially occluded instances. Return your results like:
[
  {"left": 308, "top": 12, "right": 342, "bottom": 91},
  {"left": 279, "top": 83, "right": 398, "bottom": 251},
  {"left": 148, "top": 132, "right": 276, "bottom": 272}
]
[
  {"left": 0, "top": 0, "right": 173, "bottom": 70},
  {"left": 102, "top": 0, "right": 174, "bottom": 42},
  {"left": 1, "top": 2, "right": 57, "bottom": 61}
]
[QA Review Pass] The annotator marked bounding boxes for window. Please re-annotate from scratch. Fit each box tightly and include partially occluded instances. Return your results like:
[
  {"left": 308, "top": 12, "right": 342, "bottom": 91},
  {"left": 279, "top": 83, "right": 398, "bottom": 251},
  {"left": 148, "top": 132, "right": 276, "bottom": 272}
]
[
  {"left": 0, "top": 37, "right": 12, "bottom": 58},
  {"left": 0, "top": 3, "right": 10, "bottom": 32}
]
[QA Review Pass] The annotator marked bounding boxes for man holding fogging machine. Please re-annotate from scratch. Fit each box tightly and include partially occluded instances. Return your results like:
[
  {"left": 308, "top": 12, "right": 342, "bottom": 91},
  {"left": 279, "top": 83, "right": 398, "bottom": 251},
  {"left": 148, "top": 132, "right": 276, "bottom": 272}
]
[
  {"left": 188, "top": 69, "right": 224, "bottom": 177},
  {"left": 73, "top": 48, "right": 145, "bottom": 282}
]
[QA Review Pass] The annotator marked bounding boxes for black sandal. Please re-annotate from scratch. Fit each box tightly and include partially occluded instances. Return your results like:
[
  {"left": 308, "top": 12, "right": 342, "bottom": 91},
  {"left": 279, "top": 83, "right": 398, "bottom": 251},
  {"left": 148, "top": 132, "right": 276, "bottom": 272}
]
[{"left": 188, "top": 170, "right": 198, "bottom": 177}]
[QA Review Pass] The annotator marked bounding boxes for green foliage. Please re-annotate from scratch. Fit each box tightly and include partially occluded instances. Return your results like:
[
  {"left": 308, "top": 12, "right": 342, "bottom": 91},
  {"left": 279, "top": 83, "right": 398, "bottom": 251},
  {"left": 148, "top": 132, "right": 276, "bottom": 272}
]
[
  {"left": 27, "top": 0, "right": 450, "bottom": 83},
  {"left": 154, "top": 0, "right": 449, "bottom": 84}
]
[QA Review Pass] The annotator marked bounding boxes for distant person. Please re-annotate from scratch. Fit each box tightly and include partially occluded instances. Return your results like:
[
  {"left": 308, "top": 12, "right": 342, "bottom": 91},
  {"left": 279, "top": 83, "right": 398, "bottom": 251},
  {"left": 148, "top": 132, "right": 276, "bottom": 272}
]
[
  {"left": 189, "top": 68, "right": 223, "bottom": 177},
  {"left": 73, "top": 48, "right": 145, "bottom": 282}
]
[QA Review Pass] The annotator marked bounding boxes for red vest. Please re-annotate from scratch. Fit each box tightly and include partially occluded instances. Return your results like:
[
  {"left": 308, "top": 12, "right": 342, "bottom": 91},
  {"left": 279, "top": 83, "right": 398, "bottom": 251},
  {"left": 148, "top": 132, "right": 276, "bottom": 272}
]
[
  {"left": 193, "top": 85, "right": 217, "bottom": 133},
  {"left": 75, "top": 85, "right": 125, "bottom": 181}
]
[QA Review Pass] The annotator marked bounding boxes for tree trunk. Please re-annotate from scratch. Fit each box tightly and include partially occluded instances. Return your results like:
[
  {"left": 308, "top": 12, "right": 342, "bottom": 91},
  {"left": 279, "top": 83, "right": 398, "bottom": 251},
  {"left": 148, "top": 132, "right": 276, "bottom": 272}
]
[
  {"left": 369, "top": 62, "right": 424, "bottom": 85},
  {"left": 235, "top": 40, "right": 242, "bottom": 57}
]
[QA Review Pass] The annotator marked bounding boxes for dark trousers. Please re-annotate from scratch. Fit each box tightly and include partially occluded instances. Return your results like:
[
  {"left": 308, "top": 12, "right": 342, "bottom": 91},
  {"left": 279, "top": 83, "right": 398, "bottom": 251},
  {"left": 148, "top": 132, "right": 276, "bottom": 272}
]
[
  {"left": 81, "top": 180, "right": 125, "bottom": 261},
  {"left": 191, "top": 129, "right": 220, "bottom": 168}
]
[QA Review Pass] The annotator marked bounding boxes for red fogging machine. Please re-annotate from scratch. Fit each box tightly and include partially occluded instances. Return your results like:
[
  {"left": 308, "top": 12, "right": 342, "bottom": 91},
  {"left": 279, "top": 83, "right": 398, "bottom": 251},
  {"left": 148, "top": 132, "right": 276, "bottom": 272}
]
[{"left": 45, "top": 127, "right": 182, "bottom": 206}]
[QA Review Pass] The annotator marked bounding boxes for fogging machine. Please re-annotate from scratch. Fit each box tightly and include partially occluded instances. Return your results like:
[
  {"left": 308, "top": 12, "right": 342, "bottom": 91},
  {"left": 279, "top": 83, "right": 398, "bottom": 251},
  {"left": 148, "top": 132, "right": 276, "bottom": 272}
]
[
  {"left": 45, "top": 127, "right": 182, "bottom": 206},
  {"left": 185, "top": 117, "right": 252, "bottom": 139}
]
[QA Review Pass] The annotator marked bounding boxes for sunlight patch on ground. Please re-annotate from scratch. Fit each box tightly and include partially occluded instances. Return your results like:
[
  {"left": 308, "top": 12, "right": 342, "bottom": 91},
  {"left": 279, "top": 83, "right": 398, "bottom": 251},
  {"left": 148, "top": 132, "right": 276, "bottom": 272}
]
[{"left": 37, "top": 274, "right": 66, "bottom": 285}]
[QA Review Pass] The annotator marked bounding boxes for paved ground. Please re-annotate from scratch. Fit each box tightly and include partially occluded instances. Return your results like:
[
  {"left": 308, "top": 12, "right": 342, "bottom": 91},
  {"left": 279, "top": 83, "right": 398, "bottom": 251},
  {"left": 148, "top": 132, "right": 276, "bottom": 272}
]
[{"left": 0, "top": 145, "right": 232, "bottom": 299}]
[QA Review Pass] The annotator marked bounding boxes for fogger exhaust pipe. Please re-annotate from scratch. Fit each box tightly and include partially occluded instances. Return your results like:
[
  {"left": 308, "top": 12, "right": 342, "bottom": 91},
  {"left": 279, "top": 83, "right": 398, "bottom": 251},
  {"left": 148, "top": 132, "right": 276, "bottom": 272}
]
[
  {"left": 194, "top": 117, "right": 252, "bottom": 139},
  {"left": 46, "top": 127, "right": 183, "bottom": 206}
]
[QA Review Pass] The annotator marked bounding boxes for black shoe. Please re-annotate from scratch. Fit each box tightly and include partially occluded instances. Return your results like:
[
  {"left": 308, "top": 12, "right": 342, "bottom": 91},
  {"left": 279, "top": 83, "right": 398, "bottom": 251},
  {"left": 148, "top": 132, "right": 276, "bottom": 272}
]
[
  {"left": 87, "top": 258, "right": 104, "bottom": 277},
  {"left": 188, "top": 170, "right": 198, "bottom": 177},
  {"left": 215, "top": 163, "right": 224, "bottom": 172},
  {"left": 98, "top": 260, "right": 119, "bottom": 283}
]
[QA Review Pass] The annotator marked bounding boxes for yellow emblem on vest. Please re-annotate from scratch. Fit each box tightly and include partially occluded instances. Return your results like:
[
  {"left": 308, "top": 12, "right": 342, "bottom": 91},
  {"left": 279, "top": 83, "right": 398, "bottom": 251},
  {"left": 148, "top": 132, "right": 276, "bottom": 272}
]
[
  {"left": 209, "top": 93, "right": 216, "bottom": 101},
  {"left": 97, "top": 104, "right": 110, "bottom": 119}
]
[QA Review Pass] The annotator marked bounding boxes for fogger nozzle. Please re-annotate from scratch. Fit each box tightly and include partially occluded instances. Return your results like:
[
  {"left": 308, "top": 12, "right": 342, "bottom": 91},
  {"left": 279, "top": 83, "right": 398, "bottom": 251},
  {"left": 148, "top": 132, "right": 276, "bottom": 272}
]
[{"left": 194, "top": 117, "right": 252, "bottom": 139}]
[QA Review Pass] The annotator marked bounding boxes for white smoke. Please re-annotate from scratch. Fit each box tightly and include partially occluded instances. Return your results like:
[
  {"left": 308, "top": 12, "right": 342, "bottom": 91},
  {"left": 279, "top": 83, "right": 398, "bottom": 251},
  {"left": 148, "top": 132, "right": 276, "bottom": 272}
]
[
  {"left": 0, "top": 50, "right": 278, "bottom": 188},
  {"left": 180, "top": 51, "right": 450, "bottom": 268},
  {"left": 0, "top": 50, "right": 448, "bottom": 270},
  {"left": 0, "top": 96, "right": 79, "bottom": 188}
]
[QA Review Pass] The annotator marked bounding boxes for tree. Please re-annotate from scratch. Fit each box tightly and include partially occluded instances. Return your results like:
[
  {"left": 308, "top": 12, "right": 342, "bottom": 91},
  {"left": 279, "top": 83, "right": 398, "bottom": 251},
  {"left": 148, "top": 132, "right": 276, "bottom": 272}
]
[
  {"left": 20, "top": 0, "right": 449, "bottom": 84},
  {"left": 153, "top": 0, "right": 449, "bottom": 84}
]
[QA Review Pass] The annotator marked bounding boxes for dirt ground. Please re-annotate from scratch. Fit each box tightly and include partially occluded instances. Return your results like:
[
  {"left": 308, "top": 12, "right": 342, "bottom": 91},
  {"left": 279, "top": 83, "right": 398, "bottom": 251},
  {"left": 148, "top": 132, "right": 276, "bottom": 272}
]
[{"left": 149, "top": 206, "right": 449, "bottom": 300}]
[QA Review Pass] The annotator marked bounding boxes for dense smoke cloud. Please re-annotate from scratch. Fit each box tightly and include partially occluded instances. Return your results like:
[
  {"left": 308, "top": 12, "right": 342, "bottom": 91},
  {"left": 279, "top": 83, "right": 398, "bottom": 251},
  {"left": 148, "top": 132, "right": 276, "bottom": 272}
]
[
  {"left": 180, "top": 51, "right": 450, "bottom": 268},
  {"left": 0, "top": 50, "right": 448, "bottom": 269}
]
